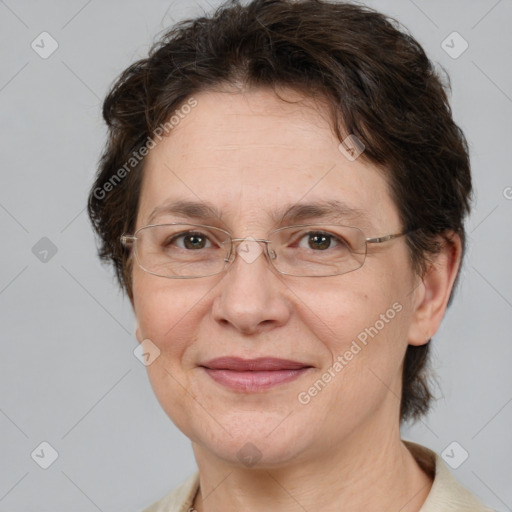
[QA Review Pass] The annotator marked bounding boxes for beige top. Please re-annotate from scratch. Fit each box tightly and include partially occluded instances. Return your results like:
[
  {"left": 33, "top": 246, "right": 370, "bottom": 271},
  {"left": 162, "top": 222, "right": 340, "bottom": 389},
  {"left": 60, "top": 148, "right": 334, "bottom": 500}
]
[{"left": 142, "top": 441, "right": 494, "bottom": 512}]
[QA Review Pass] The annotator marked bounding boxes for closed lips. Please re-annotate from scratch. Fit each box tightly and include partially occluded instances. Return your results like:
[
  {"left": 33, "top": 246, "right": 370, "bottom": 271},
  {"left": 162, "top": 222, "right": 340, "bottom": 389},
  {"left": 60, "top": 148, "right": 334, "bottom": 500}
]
[
  {"left": 200, "top": 357, "right": 311, "bottom": 371},
  {"left": 200, "top": 357, "right": 313, "bottom": 392}
]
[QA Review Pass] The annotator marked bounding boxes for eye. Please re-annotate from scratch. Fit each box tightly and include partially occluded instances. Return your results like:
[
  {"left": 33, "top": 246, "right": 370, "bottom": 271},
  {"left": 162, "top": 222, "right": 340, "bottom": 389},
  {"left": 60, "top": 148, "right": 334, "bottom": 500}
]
[
  {"left": 167, "top": 231, "right": 213, "bottom": 250},
  {"left": 297, "top": 231, "right": 349, "bottom": 251}
]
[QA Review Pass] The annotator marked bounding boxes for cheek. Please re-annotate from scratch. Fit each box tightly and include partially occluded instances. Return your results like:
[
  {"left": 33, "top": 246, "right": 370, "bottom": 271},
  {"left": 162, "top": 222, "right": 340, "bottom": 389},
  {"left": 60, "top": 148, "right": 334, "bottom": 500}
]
[
  {"left": 308, "top": 274, "right": 411, "bottom": 384},
  {"left": 132, "top": 274, "right": 213, "bottom": 432},
  {"left": 304, "top": 275, "right": 401, "bottom": 344},
  {"left": 132, "top": 272, "right": 208, "bottom": 364},
  {"left": 302, "top": 296, "right": 410, "bottom": 425}
]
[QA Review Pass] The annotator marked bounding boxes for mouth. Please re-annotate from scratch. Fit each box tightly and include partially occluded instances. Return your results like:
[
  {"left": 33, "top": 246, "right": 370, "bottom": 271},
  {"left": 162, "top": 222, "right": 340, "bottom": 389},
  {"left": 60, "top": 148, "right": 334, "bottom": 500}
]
[{"left": 199, "top": 357, "right": 313, "bottom": 392}]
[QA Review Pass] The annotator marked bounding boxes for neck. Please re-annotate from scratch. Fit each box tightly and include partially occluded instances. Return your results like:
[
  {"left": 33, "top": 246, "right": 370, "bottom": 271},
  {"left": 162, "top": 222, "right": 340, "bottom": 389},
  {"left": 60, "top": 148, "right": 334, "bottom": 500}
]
[{"left": 191, "top": 420, "right": 433, "bottom": 512}]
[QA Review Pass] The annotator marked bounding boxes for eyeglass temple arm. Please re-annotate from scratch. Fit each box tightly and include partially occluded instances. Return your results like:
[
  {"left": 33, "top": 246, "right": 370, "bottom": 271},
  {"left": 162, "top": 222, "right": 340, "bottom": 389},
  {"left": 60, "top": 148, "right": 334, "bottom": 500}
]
[
  {"left": 365, "top": 232, "right": 410, "bottom": 244},
  {"left": 120, "top": 235, "right": 136, "bottom": 247}
]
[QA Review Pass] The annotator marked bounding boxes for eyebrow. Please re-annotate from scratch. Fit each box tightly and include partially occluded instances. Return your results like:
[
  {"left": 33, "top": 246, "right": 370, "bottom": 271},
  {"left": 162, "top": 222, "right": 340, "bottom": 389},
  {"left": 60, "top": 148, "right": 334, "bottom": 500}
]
[
  {"left": 146, "top": 199, "right": 372, "bottom": 229},
  {"left": 275, "top": 200, "right": 370, "bottom": 227},
  {"left": 147, "top": 200, "right": 223, "bottom": 225}
]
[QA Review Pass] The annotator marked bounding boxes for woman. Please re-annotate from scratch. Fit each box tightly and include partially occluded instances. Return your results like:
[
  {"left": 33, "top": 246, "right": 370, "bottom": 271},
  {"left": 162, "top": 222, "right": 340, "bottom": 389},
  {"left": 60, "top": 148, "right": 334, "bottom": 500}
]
[{"left": 88, "top": 0, "right": 494, "bottom": 510}]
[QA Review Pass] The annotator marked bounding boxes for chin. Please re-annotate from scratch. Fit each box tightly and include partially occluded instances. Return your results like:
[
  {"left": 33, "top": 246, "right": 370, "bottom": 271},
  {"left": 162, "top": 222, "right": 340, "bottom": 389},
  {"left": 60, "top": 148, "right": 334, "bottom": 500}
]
[{"left": 189, "top": 411, "right": 315, "bottom": 469}]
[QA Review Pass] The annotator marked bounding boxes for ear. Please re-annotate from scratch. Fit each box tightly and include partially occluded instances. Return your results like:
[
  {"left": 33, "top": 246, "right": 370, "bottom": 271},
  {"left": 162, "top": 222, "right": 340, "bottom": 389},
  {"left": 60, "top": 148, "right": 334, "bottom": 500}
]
[
  {"left": 128, "top": 287, "right": 141, "bottom": 341},
  {"left": 407, "top": 232, "right": 462, "bottom": 346},
  {"left": 135, "top": 324, "right": 143, "bottom": 343}
]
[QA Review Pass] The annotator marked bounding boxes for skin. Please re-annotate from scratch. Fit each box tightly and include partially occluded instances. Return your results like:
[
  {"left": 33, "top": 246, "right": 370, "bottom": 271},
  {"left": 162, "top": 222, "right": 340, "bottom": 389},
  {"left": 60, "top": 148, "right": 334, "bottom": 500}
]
[{"left": 131, "top": 87, "right": 462, "bottom": 511}]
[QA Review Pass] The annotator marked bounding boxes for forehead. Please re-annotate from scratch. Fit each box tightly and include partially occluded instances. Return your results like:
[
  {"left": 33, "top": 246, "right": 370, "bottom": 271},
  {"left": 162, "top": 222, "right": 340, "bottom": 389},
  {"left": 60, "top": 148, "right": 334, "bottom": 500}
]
[{"left": 136, "top": 88, "right": 400, "bottom": 233}]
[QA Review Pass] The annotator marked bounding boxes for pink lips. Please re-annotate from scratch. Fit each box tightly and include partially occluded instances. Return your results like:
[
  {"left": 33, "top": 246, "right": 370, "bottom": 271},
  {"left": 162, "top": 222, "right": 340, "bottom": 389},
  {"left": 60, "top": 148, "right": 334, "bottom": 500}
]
[{"left": 200, "top": 357, "right": 312, "bottom": 392}]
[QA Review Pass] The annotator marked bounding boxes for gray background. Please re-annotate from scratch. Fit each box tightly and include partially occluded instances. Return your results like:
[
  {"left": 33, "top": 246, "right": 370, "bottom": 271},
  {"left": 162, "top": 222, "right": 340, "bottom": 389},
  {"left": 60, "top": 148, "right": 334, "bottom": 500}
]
[{"left": 0, "top": 0, "right": 511, "bottom": 510}]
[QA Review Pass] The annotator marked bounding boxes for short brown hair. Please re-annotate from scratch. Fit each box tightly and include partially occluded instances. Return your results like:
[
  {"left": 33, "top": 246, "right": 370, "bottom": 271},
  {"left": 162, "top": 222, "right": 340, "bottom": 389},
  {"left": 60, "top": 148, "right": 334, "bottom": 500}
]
[{"left": 87, "top": 0, "right": 472, "bottom": 423}]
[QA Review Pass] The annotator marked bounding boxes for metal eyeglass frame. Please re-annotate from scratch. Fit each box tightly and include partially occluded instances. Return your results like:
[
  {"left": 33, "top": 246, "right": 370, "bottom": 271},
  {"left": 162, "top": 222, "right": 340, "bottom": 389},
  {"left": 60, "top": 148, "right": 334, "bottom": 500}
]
[{"left": 120, "top": 223, "right": 411, "bottom": 279}]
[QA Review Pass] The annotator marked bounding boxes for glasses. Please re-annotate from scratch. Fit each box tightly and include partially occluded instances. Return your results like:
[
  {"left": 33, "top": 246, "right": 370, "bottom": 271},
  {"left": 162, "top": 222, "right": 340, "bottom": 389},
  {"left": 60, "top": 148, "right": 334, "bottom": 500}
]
[{"left": 120, "top": 223, "right": 409, "bottom": 279}]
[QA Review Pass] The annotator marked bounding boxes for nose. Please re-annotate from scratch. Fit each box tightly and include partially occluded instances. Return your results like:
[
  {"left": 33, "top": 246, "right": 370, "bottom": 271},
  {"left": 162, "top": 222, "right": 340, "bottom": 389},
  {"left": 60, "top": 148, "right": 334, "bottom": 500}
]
[{"left": 212, "top": 238, "right": 291, "bottom": 335}]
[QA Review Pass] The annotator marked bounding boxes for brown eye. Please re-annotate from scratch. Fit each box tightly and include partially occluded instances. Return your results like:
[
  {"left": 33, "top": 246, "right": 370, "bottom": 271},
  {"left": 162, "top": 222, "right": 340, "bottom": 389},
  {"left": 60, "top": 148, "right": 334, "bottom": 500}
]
[
  {"left": 307, "top": 233, "right": 331, "bottom": 250},
  {"left": 168, "top": 232, "right": 212, "bottom": 250},
  {"left": 183, "top": 234, "right": 207, "bottom": 249},
  {"left": 298, "top": 231, "right": 348, "bottom": 251}
]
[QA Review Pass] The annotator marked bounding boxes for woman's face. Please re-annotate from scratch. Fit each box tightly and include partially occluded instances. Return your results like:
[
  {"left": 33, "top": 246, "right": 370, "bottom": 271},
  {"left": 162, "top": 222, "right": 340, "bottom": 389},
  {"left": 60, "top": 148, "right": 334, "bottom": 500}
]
[{"left": 131, "top": 87, "right": 423, "bottom": 467}]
